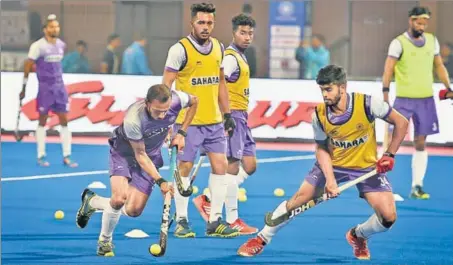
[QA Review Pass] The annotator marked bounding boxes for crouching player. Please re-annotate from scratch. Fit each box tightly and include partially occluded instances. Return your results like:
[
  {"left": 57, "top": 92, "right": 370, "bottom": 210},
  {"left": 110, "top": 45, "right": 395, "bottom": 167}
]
[{"left": 237, "top": 65, "right": 409, "bottom": 260}]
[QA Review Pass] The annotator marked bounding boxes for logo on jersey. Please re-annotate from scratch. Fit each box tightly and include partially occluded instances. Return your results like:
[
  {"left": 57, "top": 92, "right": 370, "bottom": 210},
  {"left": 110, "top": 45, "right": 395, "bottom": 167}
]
[
  {"left": 191, "top": 76, "right": 220, "bottom": 86},
  {"left": 144, "top": 127, "right": 168, "bottom": 138},
  {"left": 330, "top": 135, "right": 368, "bottom": 149},
  {"left": 44, "top": 54, "right": 63, "bottom": 62}
]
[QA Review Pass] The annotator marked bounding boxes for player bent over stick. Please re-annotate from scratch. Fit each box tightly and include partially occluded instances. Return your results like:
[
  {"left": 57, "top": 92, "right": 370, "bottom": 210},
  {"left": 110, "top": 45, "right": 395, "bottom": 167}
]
[
  {"left": 237, "top": 65, "right": 409, "bottom": 260},
  {"left": 75, "top": 84, "right": 198, "bottom": 256}
]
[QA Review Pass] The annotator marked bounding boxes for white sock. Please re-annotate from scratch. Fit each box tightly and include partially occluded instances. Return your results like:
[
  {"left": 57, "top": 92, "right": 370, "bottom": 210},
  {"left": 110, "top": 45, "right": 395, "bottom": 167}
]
[
  {"left": 36, "top": 126, "right": 46, "bottom": 158},
  {"left": 208, "top": 173, "right": 228, "bottom": 222},
  {"left": 225, "top": 173, "right": 239, "bottom": 224},
  {"left": 236, "top": 166, "right": 249, "bottom": 186},
  {"left": 258, "top": 200, "right": 290, "bottom": 243},
  {"left": 89, "top": 195, "right": 110, "bottom": 210},
  {"left": 174, "top": 177, "right": 190, "bottom": 222},
  {"left": 412, "top": 150, "right": 428, "bottom": 187},
  {"left": 60, "top": 126, "right": 71, "bottom": 157},
  {"left": 99, "top": 204, "right": 121, "bottom": 241},
  {"left": 355, "top": 214, "right": 388, "bottom": 239}
]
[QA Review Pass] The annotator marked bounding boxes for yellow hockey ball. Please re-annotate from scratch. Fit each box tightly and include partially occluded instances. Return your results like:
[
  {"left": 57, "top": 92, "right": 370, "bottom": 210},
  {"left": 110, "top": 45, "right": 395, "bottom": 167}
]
[
  {"left": 274, "top": 188, "right": 285, "bottom": 197},
  {"left": 150, "top": 244, "right": 162, "bottom": 256},
  {"left": 192, "top": 185, "right": 199, "bottom": 195},
  {"left": 238, "top": 193, "right": 247, "bottom": 202},
  {"left": 203, "top": 187, "right": 210, "bottom": 196},
  {"left": 238, "top": 187, "right": 247, "bottom": 194},
  {"left": 54, "top": 210, "right": 64, "bottom": 220}
]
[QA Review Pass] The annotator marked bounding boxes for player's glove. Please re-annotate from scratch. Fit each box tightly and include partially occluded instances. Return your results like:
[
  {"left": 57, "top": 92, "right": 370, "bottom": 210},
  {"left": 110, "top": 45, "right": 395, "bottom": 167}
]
[
  {"left": 376, "top": 152, "right": 395, "bottom": 173},
  {"left": 223, "top": 113, "right": 236, "bottom": 137},
  {"left": 439, "top": 88, "right": 452, "bottom": 100}
]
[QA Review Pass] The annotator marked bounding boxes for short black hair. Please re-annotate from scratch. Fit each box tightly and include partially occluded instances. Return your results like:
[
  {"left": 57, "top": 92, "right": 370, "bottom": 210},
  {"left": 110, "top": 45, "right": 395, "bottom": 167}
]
[
  {"left": 107, "top": 33, "right": 120, "bottom": 44},
  {"left": 316, "top": 65, "right": 347, "bottom": 86},
  {"left": 146, "top": 84, "right": 171, "bottom": 103},
  {"left": 408, "top": 6, "right": 431, "bottom": 18},
  {"left": 232, "top": 14, "right": 256, "bottom": 31},
  {"left": 76, "top": 40, "right": 87, "bottom": 47},
  {"left": 191, "top": 3, "right": 216, "bottom": 18}
]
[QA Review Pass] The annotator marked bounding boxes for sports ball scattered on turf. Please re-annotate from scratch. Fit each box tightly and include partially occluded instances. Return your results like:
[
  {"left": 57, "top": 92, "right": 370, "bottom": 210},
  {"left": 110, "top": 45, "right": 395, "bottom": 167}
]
[
  {"left": 149, "top": 244, "right": 162, "bottom": 256},
  {"left": 203, "top": 187, "right": 210, "bottom": 196},
  {"left": 238, "top": 187, "right": 247, "bottom": 194},
  {"left": 274, "top": 188, "right": 285, "bottom": 197},
  {"left": 54, "top": 210, "right": 64, "bottom": 220},
  {"left": 238, "top": 192, "right": 247, "bottom": 202},
  {"left": 192, "top": 185, "right": 199, "bottom": 195}
]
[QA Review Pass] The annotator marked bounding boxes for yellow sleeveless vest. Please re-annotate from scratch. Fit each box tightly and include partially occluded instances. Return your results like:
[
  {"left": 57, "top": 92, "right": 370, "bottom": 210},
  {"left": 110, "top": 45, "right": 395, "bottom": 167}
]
[
  {"left": 175, "top": 37, "right": 223, "bottom": 125},
  {"left": 316, "top": 93, "right": 377, "bottom": 169},
  {"left": 395, "top": 33, "right": 435, "bottom": 98},
  {"left": 225, "top": 47, "right": 250, "bottom": 111}
]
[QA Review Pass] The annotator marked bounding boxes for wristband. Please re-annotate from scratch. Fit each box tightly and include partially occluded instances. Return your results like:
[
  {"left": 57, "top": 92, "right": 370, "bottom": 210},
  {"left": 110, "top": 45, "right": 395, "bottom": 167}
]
[
  {"left": 155, "top": 178, "right": 167, "bottom": 187},
  {"left": 383, "top": 152, "right": 395, "bottom": 158},
  {"left": 177, "top": 129, "right": 187, "bottom": 137},
  {"left": 224, "top": 113, "right": 231, "bottom": 119},
  {"left": 382, "top": 87, "right": 390, "bottom": 92}
]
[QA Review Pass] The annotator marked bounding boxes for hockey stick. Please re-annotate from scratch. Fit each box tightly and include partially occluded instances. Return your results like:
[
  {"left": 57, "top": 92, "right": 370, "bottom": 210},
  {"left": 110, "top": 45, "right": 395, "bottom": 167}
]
[
  {"left": 265, "top": 169, "right": 378, "bottom": 227},
  {"left": 174, "top": 153, "right": 206, "bottom": 197},
  {"left": 383, "top": 123, "right": 390, "bottom": 151},
  {"left": 14, "top": 100, "right": 24, "bottom": 142},
  {"left": 150, "top": 146, "right": 177, "bottom": 257}
]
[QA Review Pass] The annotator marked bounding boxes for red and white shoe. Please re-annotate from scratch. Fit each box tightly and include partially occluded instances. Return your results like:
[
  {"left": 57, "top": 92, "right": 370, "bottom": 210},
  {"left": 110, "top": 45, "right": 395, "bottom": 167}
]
[
  {"left": 229, "top": 218, "right": 258, "bottom": 235},
  {"left": 237, "top": 235, "right": 266, "bottom": 257},
  {"left": 192, "top": 194, "right": 210, "bottom": 222},
  {"left": 346, "top": 228, "right": 371, "bottom": 260}
]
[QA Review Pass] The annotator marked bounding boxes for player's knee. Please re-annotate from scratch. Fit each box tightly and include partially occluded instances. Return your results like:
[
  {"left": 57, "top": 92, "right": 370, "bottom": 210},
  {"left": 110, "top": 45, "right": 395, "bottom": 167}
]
[
  {"left": 110, "top": 193, "right": 127, "bottom": 210},
  {"left": 244, "top": 164, "right": 256, "bottom": 175},
  {"left": 125, "top": 206, "right": 144, "bottom": 218},
  {"left": 178, "top": 161, "right": 193, "bottom": 177},
  {"left": 381, "top": 212, "right": 397, "bottom": 228}
]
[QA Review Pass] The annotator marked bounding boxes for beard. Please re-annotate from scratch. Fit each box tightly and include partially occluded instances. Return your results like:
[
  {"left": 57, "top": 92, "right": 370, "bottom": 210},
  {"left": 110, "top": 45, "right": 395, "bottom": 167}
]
[
  {"left": 324, "top": 94, "right": 341, "bottom": 106},
  {"left": 411, "top": 28, "right": 423, "bottom": 38}
]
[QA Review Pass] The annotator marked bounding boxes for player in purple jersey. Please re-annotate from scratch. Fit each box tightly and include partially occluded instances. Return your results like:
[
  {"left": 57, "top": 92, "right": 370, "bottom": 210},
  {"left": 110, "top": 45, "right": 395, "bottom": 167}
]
[
  {"left": 20, "top": 14, "right": 77, "bottom": 167},
  {"left": 75, "top": 84, "right": 198, "bottom": 257}
]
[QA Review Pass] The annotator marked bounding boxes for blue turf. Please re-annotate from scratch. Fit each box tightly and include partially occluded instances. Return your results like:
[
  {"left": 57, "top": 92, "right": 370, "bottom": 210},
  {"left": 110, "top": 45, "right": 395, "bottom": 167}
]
[{"left": 2, "top": 142, "right": 453, "bottom": 265}]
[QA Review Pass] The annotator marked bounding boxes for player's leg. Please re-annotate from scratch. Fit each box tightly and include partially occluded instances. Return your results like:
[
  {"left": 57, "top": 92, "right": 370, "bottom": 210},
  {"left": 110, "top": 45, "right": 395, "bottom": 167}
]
[
  {"left": 409, "top": 97, "right": 439, "bottom": 199},
  {"left": 346, "top": 172, "right": 394, "bottom": 260},
  {"left": 202, "top": 124, "right": 239, "bottom": 237},
  {"left": 238, "top": 164, "right": 325, "bottom": 257},
  {"left": 54, "top": 89, "right": 78, "bottom": 167},
  {"left": 36, "top": 91, "right": 50, "bottom": 166},
  {"left": 172, "top": 125, "right": 201, "bottom": 238}
]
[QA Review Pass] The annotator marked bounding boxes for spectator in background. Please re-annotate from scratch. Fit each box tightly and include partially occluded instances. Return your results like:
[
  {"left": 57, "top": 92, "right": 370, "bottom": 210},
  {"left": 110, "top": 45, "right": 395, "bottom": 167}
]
[
  {"left": 242, "top": 3, "right": 257, "bottom": 77},
  {"left": 121, "top": 33, "right": 153, "bottom": 75},
  {"left": 101, "top": 34, "right": 121, "bottom": 74},
  {"left": 295, "top": 40, "right": 306, "bottom": 79},
  {"left": 302, "top": 34, "right": 330, "bottom": 80},
  {"left": 440, "top": 42, "right": 453, "bottom": 78},
  {"left": 62, "top": 40, "right": 91, "bottom": 73}
]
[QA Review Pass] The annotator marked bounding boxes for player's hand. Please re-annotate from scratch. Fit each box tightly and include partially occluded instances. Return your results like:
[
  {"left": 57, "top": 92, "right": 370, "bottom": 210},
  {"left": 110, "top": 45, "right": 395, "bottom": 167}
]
[
  {"left": 223, "top": 113, "right": 236, "bottom": 137},
  {"left": 19, "top": 88, "right": 25, "bottom": 100},
  {"left": 171, "top": 131, "right": 185, "bottom": 153},
  {"left": 159, "top": 182, "right": 174, "bottom": 196},
  {"left": 165, "top": 127, "right": 173, "bottom": 146},
  {"left": 325, "top": 179, "right": 340, "bottom": 198},
  {"left": 376, "top": 152, "right": 395, "bottom": 173},
  {"left": 439, "top": 89, "right": 453, "bottom": 100}
]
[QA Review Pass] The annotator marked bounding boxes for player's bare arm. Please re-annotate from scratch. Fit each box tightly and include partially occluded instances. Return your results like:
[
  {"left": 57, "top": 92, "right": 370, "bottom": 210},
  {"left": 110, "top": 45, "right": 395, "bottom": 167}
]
[
  {"left": 163, "top": 69, "right": 178, "bottom": 89},
  {"left": 20, "top": 59, "right": 35, "bottom": 100},
  {"left": 433, "top": 55, "right": 451, "bottom": 89},
  {"left": 130, "top": 140, "right": 173, "bottom": 195},
  {"left": 382, "top": 56, "right": 398, "bottom": 102},
  {"left": 315, "top": 139, "right": 339, "bottom": 198},
  {"left": 172, "top": 95, "right": 199, "bottom": 152},
  {"left": 218, "top": 69, "right": 231, "bottom": 114},
  {"left": 383, "top": 109, "right": 409, "bottom": 155}
]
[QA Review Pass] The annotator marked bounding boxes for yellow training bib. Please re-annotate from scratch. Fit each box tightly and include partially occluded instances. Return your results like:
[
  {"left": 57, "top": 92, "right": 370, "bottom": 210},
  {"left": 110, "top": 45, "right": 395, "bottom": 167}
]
[
  {"left": 175, "top": 37, "right": 223, "bottom": 125},
  {"left": 225, "top": 47, "right": 250, "bottom": 111},
  {"left": 316, "top": 93, "right": 377, "bottom": 169}
]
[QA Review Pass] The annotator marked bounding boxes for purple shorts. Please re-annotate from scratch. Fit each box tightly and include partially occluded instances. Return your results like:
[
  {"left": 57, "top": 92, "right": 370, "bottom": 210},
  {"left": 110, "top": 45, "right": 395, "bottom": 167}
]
[
  {"left": 109, "top": 148, "right": 163, "bottom": 195},
  {"left": 227, "top": 110, "right": 256, "bottom": 160},
  {"left": 36, "top": 87, "right": 69, "bottom": 115},
  {"left": 392, "top": 97, "right": 439, "bottom": 136},
  {"left": 305, "top": 163, "right": 392, "bottom": 197},
  {"left": 173, "top": 123, "right": 226, "bottom": 162}
]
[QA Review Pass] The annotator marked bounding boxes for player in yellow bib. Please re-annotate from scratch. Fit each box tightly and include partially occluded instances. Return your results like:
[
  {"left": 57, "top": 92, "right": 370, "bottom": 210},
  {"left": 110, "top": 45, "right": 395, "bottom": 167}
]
[
  {"left": 192, "top": 14, "right": 258, "bottom": 235},
  {"left": 162, "top": 2, "right": 239, "bottom": 238},
  {"left": 382, "top": 6, "right": 451, "bottom": 199},
  {"left": 238, "top": 65, "right": 409, "bottom": 260}
]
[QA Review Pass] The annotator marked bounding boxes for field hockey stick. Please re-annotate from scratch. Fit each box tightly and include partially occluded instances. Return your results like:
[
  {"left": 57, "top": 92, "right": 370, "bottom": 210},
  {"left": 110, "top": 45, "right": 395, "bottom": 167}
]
[
  {"left": 14, "top": 100, "right": 24, "bottom": 142},
  {"left": 150, "top": 146, "right": 177, "bottom": 257},
  {"left": 189, "top": 154, "right": 206, "bottom": 186},
  {"left": 174, "top": 153, "right": 206, "bottom": 197},
  {"left": 383, "top": 123, "right": 390, "bottom": 151},
  {"left": 265, "top": 169, "right": 378, "bottom": 227}
]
